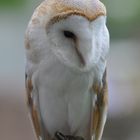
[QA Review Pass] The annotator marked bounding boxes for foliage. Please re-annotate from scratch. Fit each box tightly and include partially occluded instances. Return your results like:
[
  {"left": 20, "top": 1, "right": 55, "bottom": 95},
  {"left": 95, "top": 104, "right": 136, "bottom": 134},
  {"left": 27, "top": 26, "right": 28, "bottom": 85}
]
[
  {"left": 103, "top": 0, "right": 140, "bottom": 38},
  {"left": 0, "top": 0, "right": 26, "bottom": 9}
]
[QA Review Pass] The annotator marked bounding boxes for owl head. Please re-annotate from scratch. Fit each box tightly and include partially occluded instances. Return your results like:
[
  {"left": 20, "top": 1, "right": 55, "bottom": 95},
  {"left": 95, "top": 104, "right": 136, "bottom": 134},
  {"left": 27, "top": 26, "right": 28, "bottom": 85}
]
[{"left": 25, "top": 0, "right": 109, "bottom": 72}]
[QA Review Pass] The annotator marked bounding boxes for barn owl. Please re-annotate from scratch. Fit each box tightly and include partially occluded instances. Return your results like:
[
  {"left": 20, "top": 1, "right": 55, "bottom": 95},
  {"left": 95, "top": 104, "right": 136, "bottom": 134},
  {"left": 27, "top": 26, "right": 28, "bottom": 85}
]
[{"left": 25, "top": 0, "right": 109, "bottom": 140}]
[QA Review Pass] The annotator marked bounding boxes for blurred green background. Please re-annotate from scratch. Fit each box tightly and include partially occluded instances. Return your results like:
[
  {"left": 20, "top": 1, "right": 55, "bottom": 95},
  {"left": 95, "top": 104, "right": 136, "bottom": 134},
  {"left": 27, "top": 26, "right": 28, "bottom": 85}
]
[{"left": 0, "top": 0, "right": 140, "bottom": 140}]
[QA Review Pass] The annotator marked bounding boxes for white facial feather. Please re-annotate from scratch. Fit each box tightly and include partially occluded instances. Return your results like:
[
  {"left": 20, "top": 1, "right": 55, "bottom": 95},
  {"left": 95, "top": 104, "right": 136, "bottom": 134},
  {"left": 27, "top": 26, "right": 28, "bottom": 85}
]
[{"left": 26, "top": 15, "right": 109, "bottom": 73}]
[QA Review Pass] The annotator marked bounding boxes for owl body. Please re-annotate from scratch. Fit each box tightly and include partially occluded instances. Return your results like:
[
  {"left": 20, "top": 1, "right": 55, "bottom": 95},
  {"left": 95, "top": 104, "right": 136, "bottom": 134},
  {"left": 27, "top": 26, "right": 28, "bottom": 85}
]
[
  {"left": 36, "top": 56, "right": 94, "bottom": 139},
  {"left": 25, "top": 0, "right": 109, "bottom": 140}
]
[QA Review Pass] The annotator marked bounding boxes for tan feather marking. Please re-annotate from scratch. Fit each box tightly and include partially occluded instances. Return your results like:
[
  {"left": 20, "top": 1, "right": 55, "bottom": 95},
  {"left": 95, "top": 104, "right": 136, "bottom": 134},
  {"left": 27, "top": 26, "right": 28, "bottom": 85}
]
[
  {"left": 99, "top": 69, "right": 108, "bottom": 106},
  {"left": 31, "top": 0, "right": 106, "bottom": 26},
  {"left": 92, "top": 83, "right": 102, "bottom": 95},
  {"left": 25, "top": 76, "right": 41, "bottom": 139},
  {"left": 92, "top": 83, "right": 101, "bottom": 135},
  {"left": 53, "top": 2, "right": 106, "bottom": 21},
  {"left": 46, "top": 10, "right": 104, "bottom": 29},
  {"left": 37, "top": 2, "right": 48, "bottom": 17},
  {"left": 25, "top": 37, "right": 31, "bottom": 50},
  {"left": 92, "top": 69, "right": 108, "bottom": 139},
  {"left": 53, "top": 0, "right": 106, "bottom": 18},
  {"left": 31, "top": 105, "right": 41, "bottom": 138},
  {"left": 92, "top": 104, "right": 100, "bottom": 134},
  {"left": 32, "top": 18, "right": 40, "bottom": 25},
  {"left": 25, "top": 77, "right": 33, "bottom": 106},
  {"left": 92, "top": 70, "right": 108, "bottom": 106}
]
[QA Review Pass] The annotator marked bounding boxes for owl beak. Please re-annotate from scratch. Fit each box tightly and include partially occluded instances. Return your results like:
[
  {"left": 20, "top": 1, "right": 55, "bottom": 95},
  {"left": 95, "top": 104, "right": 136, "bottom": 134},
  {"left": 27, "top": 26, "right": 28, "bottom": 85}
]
[
  {"left": 75, "top": 39, "right": 94, "bottom": 68},
  {"left": 73, "top": 37, "right": 85, "bottom": 66},
  {"left": 75, "top": 45, "right": 85, "bottom": 66}
]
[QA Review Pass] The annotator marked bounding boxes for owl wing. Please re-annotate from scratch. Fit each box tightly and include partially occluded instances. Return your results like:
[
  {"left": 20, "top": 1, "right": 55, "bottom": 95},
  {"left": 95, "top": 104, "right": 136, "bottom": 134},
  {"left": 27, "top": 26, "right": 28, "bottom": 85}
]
[
  {"left": 91, "top": 69, "right": 108, "bottom": 140},
  {"left": 25, "top": 74, "right": 44, "bottom": 140}
]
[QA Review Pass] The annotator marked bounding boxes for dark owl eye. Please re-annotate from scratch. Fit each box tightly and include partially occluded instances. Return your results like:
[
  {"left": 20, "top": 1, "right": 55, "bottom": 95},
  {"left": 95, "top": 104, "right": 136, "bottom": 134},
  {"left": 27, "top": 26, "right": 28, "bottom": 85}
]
[{"left": 63, "top": 30, "right": 76, "bottom": 40}]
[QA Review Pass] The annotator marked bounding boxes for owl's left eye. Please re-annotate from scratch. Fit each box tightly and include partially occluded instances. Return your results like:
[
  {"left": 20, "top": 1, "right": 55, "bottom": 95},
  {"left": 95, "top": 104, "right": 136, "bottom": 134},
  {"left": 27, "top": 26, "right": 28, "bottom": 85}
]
[{"left": 63, "top": 30, "right": 76, "bottom": 40}]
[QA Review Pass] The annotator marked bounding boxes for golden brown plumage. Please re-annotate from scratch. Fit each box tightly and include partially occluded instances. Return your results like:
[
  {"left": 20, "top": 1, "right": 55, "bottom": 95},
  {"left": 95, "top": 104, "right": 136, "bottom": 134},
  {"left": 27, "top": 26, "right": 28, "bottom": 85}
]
[{"left": 92, "top": 69, "right": 108, "bottom": 140}]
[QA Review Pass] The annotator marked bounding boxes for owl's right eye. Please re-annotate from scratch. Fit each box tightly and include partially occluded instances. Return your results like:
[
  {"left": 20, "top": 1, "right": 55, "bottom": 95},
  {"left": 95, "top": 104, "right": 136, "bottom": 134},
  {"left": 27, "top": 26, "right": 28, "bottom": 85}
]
[{"left": 63, "top": 30, "right": 76, "bottom": 40}]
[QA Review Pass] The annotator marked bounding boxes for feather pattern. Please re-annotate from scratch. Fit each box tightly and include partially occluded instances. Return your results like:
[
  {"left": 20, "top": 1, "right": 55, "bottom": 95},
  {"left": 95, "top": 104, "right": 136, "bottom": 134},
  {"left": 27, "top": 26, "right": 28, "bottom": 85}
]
[{"left": 92, "top": 69, "right": 108, "bottom": 140}]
